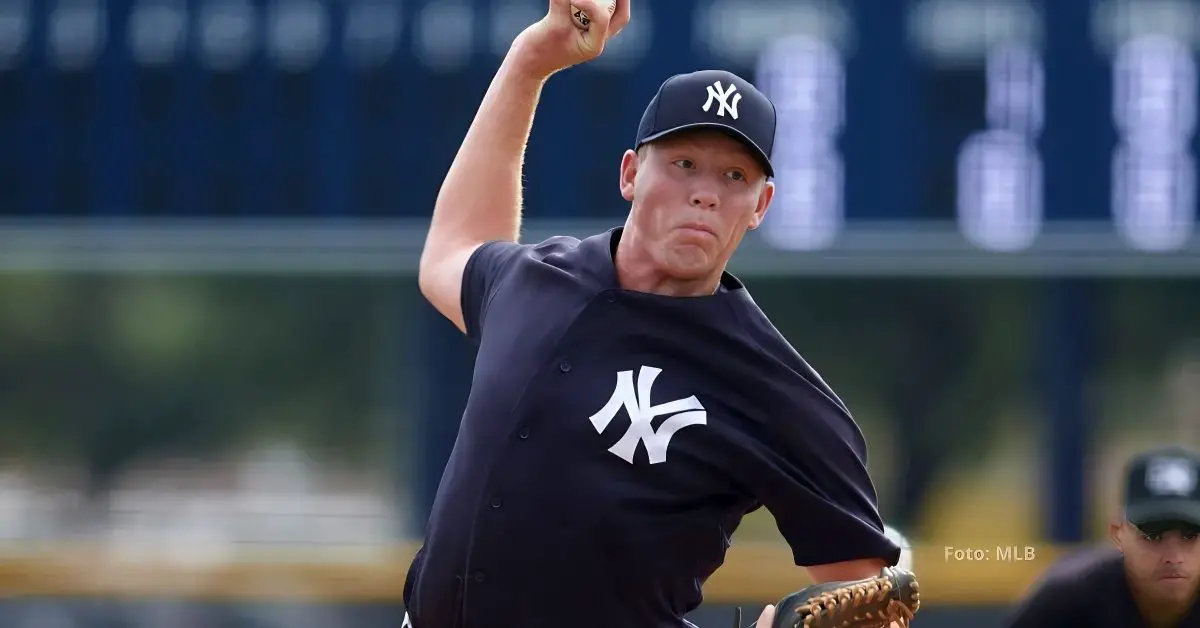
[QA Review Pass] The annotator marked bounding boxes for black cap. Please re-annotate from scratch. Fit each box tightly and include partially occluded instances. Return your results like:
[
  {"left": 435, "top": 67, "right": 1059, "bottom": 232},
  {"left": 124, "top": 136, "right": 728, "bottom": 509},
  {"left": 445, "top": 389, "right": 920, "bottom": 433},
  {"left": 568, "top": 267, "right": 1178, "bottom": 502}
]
[
  {"left": 1123, "top": 446, "right": 1200, "bottom": 528},
  {"left": 634, "top": 69, "right": 776, "bottom": 177}
]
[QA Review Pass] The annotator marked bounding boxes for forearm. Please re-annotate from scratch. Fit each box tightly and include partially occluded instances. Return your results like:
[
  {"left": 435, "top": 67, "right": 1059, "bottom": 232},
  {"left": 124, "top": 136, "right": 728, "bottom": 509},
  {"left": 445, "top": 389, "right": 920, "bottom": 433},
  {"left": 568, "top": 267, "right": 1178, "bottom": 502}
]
[
  {"left": 424, "top": 39, "right": 547, "bottom": 259},
  {"left": 415, "top": 0, "right": 626, "bottom": 331},
  {"left": 805, "top": 557, "right": 889, "bottom": 583}
]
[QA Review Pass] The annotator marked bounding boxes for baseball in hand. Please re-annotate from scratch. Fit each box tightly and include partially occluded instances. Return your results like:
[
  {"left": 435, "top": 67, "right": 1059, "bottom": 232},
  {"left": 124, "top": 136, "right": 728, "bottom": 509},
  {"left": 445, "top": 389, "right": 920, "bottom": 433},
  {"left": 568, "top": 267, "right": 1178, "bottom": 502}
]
[{"left": 569, "top": 2, "right": 615, "bottom": 31}]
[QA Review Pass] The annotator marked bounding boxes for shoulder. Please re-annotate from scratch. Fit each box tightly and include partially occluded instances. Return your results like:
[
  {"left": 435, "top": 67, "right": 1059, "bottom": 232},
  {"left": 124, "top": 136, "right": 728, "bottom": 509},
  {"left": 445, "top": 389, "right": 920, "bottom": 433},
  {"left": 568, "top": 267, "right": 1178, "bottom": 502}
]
[
  {"left": 730, "top": 292, "right": 852, "bottom": 416},
  {"left": 468, "top": 229, "right": 616, "bottom": 289},
  {"left": 715, "top": 288, "right": 869, "bottom": 461},
  {"left": 461, "top": 229, "right": 620, "bottom": 342},
  {"left": 731, "top": 292, "right": 827, "bottom": 376},
  {"left": 726, "top": 292, "right": 803, "bottom": 366},
  {"left": 468, "top": 234, "right": 578, "bottom": 275},
  {"left": 1041, "top": 546, "right": 1123, "bottom": 585},
  {"left": 1008, "top": 547, "right": 1122, "bottom": 623}
]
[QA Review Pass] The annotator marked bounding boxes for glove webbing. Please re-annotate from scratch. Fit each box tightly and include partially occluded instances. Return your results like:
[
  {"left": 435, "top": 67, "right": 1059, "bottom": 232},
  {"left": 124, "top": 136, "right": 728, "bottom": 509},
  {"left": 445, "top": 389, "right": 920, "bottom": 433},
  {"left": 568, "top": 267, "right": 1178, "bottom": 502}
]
[
  {"left": 794, "top": 576, "right": 915, "bottom": 627},
  {"left": 731, "top": 569, "right": 920, "bottom": 628},
  {"left": 776, "top": 569, "right": 920, "bottom": 628}
]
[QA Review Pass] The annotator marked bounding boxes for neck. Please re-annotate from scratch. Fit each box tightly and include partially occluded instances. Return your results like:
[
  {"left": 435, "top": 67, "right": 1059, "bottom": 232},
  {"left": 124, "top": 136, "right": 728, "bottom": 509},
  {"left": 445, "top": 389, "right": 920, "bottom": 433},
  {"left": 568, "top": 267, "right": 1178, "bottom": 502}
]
[{"left": 613, "top": 238, "right": 723, "bottom": 297}]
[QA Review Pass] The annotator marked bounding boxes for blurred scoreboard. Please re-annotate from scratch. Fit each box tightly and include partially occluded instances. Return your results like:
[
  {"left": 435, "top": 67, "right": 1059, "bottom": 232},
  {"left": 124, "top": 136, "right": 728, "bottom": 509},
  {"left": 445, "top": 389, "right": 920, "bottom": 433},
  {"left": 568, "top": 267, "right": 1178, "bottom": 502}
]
[
  {"left": 754, "top": 0, "right": 1199, "bottom": 252},
  {"left": 0, "top": 0, "right": 1197, "bottom": 252}
]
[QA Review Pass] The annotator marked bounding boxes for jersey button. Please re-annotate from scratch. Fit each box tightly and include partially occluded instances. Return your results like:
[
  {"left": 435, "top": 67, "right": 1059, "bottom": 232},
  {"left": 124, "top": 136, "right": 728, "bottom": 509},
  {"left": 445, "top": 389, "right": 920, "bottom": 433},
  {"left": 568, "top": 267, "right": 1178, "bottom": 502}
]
[
  {"left": 517, "top": 426, "right": 531, "bottom": 439},
  {"left": 489, "top": 496, "right": 503, "bottom": 509},
  {"left": 605, "top": 292, "right": 617, "bottom": 303},
  {"left": 474, "top": 571, "right": 486, "bottom": 583},
  {"left": 558, "top": 361, "right": 571, "bottom": 373}
]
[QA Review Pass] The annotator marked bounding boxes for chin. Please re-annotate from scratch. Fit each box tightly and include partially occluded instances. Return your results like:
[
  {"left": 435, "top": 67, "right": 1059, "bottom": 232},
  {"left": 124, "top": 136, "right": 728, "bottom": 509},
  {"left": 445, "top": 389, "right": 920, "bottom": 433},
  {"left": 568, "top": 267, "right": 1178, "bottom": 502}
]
[
  {"left": 661, "top": 260, "right": 717, "bottom": 282},
  {"left": 664, "top": 236, "right": 720, "bottom": 262},
  {"left": 1153, "top": 578, "right": 1198, "bottom": 599}
]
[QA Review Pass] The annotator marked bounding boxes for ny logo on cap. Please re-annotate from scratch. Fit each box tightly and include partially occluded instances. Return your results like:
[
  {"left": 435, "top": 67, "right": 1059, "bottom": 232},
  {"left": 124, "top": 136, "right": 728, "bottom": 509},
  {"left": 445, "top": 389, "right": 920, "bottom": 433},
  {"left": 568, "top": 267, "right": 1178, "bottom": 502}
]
[
  {"left": 703, "top": 80, "right": 742, "bottom": 119},
  {"left": 1146, "top": 457, "right": 1198, "bottom": 496}
]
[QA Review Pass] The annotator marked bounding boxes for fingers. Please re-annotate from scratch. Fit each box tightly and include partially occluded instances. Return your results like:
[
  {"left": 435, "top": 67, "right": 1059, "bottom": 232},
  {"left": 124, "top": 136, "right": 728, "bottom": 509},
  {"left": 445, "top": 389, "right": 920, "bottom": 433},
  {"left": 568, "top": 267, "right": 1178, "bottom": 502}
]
[
  {"left": 754, "top": 604, "right": 775, "bottom": 628},
  {"left": 569, "top": 0, "right": 612, "bottom": 33}
]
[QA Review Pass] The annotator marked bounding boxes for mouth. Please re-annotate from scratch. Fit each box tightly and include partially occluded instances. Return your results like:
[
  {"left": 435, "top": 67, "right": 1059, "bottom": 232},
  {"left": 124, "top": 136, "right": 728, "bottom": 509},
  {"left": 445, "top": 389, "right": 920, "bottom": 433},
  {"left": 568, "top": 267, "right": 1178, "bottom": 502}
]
[{"left": 676, "top": 223, "right": 716, "bottom": 237}]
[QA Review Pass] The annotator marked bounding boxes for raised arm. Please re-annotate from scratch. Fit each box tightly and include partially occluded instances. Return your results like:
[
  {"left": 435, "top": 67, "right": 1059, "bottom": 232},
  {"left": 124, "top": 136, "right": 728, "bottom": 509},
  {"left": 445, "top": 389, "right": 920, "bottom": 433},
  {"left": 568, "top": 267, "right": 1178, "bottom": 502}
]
[{"left": 417, "top": 0, "right": 630, "bottom": 334}]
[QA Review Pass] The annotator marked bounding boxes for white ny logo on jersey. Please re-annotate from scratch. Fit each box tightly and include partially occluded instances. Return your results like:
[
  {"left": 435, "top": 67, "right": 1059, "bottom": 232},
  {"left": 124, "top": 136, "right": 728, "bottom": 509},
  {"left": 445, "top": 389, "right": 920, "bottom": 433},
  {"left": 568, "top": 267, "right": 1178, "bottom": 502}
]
[
  {"left": 588, "top": 366, "right": 706, "bottom": 464},
  {"left": 702, "top": 81, "right": 742, "bottom": 119}
]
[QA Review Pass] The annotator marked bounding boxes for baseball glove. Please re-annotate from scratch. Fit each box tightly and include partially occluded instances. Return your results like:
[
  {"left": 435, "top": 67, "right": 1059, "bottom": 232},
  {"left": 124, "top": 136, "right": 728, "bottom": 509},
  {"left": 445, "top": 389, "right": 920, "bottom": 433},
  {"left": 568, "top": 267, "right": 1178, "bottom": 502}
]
[{"left": 768, "top": 566, "right": 920, "bottom": 628}]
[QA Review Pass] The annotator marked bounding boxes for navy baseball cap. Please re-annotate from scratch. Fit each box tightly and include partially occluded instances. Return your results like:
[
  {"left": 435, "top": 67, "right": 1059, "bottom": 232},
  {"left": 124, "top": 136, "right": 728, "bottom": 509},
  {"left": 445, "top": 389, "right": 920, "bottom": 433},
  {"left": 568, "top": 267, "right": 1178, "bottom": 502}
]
[
  {"left": 634, "top": 69, "right": 776, "bottom": 178},
  {"left": 1123, "top": 446, "right": 1200, "bottom": 529}
]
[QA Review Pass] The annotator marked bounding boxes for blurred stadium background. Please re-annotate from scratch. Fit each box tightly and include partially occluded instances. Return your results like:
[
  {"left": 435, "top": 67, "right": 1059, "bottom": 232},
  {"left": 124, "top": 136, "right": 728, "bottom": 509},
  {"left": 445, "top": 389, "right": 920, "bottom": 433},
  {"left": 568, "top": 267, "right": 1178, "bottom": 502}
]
[{"left": 1, "top": 0, "right": 1199, "bottom": 625}]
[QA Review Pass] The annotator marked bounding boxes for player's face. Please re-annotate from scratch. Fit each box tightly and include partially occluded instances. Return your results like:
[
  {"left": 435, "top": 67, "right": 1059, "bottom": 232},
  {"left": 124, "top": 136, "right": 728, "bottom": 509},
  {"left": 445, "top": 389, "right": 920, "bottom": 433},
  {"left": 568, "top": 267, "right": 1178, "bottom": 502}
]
[
  {"left": 619, "top": 130, "right": 774, "bottom": 280},
  {"left": 1112, "top": 521, "right": 1200, "bottom": 603}
]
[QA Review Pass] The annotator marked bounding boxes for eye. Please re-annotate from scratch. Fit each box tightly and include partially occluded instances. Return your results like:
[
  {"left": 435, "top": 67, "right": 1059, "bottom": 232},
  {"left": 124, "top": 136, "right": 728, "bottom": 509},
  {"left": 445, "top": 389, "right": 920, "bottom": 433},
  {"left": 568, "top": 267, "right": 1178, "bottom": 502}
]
[
  {"left": 1184, "top": 531, "right": 1200, "bottom": 541},
  {"left": 726, "top": 170, "right": 747, "bottom": 182},
  {"left": 1143, "top": 532, "right": 1163, "bottom": 542},
  {"left": 673, "top": 159, "right": 695, "bottom": 169}
]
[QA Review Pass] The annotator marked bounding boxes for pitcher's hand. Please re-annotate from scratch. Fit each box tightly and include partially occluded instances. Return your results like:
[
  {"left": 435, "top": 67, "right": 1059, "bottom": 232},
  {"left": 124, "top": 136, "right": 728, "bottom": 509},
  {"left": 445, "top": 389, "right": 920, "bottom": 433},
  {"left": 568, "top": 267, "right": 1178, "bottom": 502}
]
[{"left": 510, "top": 0, "right": 630, "bottom": 79}]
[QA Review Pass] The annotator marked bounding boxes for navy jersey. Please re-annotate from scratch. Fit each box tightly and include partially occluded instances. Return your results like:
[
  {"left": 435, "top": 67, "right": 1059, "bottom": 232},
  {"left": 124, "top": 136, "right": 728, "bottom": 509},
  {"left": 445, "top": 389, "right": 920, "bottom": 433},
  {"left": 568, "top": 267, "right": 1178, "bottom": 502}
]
[
  {"left": 403, "top": 228, "right": 900, "bottom": 628},
  {"left": 1005, "top": 547, "right": 1200, "bottom": 627}
]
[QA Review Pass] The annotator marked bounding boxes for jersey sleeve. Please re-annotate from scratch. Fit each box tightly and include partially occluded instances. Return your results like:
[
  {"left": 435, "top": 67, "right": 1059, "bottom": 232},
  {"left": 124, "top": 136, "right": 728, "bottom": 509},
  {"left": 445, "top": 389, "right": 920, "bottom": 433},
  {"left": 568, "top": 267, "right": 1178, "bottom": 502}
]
[
  {"left": 460, "top": 240, "right": 528, "bottom": 344},
  {"left": 459, "top": 236, "right": 588, "bottom": 344},
  {"left": 752, "top": 390, "right": 901, "bottom": 568}
]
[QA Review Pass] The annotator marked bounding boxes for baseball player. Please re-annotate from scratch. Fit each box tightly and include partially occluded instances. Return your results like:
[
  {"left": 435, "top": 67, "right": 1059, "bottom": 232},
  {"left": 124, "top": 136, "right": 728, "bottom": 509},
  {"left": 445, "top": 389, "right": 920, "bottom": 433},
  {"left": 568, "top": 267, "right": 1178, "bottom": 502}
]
[
  {"left": 406, "top": 1, "right": 904, "bottom": 626},
  {"left": 1006, "top": 446, "right": 1200, "bottom": 627}
]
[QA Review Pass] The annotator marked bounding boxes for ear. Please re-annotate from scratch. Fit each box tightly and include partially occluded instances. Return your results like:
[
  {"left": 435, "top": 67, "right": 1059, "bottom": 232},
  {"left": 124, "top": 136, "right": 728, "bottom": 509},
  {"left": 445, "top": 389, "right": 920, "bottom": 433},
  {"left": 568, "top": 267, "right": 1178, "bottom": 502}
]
[
  {"left": 1110, "top": 519, "right": 1126, "bottom": 552},
  {"left": 619, "top": 149, "right": 638, "bottom": 202},
  {"left": 747, "top": 180, "right": 775, "bottom": 230}
]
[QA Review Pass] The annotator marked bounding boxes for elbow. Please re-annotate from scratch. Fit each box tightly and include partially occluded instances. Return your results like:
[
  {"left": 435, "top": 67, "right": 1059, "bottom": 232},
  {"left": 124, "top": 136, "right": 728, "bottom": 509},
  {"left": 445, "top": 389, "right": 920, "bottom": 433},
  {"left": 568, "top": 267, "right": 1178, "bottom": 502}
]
[
  {"left": 416, "top": 233, "right": 443, "bottom": 302},
  {"left": 417, "top": 250, "right": 438, "bottom": 304}
]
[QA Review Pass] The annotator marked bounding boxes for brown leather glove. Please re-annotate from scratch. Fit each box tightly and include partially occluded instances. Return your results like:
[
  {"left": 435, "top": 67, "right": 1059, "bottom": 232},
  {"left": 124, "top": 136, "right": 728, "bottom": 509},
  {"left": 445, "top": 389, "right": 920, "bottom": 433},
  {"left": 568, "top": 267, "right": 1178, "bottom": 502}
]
[{"left": 768, "top": 566, "right": 920, "bottom": 628}]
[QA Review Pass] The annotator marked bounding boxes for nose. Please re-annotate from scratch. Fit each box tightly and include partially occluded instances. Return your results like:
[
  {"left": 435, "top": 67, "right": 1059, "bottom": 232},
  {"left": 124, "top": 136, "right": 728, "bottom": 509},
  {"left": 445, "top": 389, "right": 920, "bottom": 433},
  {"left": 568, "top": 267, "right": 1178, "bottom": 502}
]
[
  {"left": 689, "top": 183, "right": 719, "bottom": 209},
  {"left": 1161, "top": 543, "right": 1187, "bottom": 564}
]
